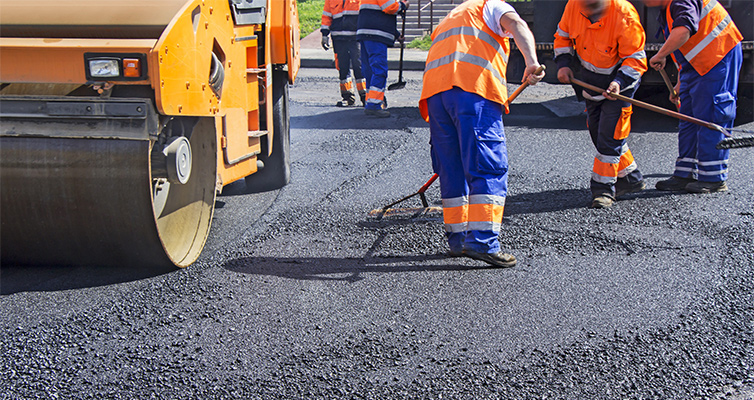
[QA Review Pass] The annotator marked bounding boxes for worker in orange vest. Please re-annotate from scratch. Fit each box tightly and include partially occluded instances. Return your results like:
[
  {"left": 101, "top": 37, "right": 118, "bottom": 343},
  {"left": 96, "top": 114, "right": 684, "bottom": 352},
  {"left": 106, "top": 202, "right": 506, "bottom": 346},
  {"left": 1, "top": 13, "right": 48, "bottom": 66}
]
[
  {"left": 321, "top": 0, "right": 367, "bottom": 106},
  {"left": 642, "top": 0, "right": 743, "bottom": 193},
  {"left": 554, "top": 0, "right": 648, "bottom": 209},
  {"left": 357, "top": 0, "right": 409, "bottom": 117},
  {"left": 419, "top": 0, "right": 544, "bottom": 268}
]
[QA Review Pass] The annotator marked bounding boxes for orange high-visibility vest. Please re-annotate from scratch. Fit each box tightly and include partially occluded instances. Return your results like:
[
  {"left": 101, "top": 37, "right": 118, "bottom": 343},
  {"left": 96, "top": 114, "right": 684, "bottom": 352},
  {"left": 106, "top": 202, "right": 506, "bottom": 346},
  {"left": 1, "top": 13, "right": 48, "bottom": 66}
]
[
  {"left": 553, "top": 0, "right": 647, "bottom": 81},
  {"left": 419, "top": 0, "right": 510, "bottom": 122},
  {"left": 666, "top": 0, "right": 742, "bottom": 76}
]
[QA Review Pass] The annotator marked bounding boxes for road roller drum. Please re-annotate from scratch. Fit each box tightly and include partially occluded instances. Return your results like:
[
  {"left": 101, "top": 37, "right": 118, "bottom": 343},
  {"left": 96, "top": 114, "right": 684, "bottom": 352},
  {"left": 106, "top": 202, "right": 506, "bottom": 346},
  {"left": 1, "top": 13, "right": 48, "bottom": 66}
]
[{"left": 0, "top": 0, "right": 300, "bottom": 268}]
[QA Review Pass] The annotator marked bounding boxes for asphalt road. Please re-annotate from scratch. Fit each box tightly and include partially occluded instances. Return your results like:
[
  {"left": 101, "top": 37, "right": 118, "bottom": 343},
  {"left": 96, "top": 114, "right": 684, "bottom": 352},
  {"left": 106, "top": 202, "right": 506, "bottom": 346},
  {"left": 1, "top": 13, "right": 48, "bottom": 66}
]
[{"left": 1, "top": 68, "right": 753, "bottom": 399}]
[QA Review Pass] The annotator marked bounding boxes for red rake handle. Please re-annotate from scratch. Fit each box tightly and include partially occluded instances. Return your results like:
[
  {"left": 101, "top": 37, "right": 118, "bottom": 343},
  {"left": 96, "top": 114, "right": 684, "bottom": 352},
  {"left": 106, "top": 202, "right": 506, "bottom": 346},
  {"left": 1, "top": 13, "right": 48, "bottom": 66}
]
[
  {"left": 418, "top": 173, "right": 438, "bottom": 194},
  {"left": 570, "top": 78, "right": 730, "bottom": 136}
]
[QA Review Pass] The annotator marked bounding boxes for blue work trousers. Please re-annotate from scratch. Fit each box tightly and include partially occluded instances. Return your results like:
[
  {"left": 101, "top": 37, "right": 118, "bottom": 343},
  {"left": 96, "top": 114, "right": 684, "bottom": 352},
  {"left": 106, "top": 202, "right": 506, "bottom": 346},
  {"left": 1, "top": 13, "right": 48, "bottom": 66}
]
[
  {"left": 674, "top": 43, "right": 742, "bottom": 182},
  {"left": 359, "top": 40, "right": 388, "bottom": 110},
  {"left": 427, "top": 87, "right": 508, "bottom": 254}
]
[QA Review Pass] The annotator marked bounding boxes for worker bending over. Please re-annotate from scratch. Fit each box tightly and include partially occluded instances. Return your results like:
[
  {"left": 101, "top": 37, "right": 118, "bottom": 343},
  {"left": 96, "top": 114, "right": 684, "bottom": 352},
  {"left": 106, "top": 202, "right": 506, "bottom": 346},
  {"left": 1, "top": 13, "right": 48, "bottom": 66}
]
[
  {"left": 357, "top": 0, "right": 408, "bottom": 117},
  {"left": 642, "top": 0, "right": 742, "bottom": 193},
  {"left": 555, "top": 0, "right": 648, "bottom": 209},
  {"left": 321, "top": 0, "right": 367, "bottom": 106},
  {"left": 419, "top": 0, "right": 544, "bottom": 267}
]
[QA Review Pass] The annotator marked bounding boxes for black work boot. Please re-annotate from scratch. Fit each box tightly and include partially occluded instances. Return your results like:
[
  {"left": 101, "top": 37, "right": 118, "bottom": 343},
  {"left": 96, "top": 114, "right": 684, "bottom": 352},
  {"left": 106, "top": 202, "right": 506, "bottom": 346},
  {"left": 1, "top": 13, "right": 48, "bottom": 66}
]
[
  {"left": 685, "top": 180, "right": 728, "bottom": 193},
  {"left": 336, "top": 92, "right": 356, "bottom": 107},
  {"left": 463, "top": 250, "right": 517, "bottom": 268},
  {"left": 615, "top": 179, "right": 646, "bottom": 198},
  {"left": 656, "top": 176, "right": 696, "bottom": 191}
]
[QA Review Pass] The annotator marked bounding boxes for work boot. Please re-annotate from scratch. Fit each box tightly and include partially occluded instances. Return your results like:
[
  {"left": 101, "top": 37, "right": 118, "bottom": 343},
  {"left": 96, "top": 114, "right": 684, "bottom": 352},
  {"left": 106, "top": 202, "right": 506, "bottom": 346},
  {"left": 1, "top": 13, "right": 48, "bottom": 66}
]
[
  {"left": 591, "top": 194, "right": 615, "bottom": 209},
  {"left": 656, "top": 176, "right": 696, "bottom": 191},
  {"left": 463, "top": 250, "right": 517, "bottom": 268},
  {"left": 615, "top": 179, "right": 646, "bottom": 199},
  {"left": 336, "top": 93, "right": 356, "bottom": 107},
  {"left": 685, "top": 180, "right": 728, "bottom": 193},
  {"left": 365, "top": 108, "right": 390, "bottom": 118}
]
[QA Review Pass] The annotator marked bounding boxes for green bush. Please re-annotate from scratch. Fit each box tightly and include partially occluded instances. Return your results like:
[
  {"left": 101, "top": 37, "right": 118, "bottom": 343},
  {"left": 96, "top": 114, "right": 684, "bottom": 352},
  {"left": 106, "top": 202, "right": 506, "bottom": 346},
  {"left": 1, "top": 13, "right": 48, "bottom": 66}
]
[
  {"left": 298, "top": 0, "right": 326, "bottom": 39},
  {"left": 407, "top": 34, "right": 432, "bottom": 51}
]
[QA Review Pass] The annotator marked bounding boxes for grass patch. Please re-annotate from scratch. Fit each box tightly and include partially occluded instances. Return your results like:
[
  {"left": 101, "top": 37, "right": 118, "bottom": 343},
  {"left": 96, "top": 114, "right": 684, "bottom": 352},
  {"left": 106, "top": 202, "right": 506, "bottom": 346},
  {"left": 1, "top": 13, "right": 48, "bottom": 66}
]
[
  {"left": 406, "top": 34, "right": 432, "bottom": 51},
  {"left": 298, "top": 0, "right": 326, "bottom": 39}
]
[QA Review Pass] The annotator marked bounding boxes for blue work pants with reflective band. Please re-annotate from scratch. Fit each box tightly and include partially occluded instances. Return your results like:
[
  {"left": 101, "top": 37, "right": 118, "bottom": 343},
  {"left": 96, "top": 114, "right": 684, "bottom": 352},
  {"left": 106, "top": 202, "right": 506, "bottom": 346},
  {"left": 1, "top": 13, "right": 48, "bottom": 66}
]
[
  {"left": 674, "top": 43, "right": 742, "bottom": 182},
  {"left": 585, "top": 84, "right": 643, "bottom": 197},
  {"left": 359, "top": 40, "right": 388, "bottom": 110},
  {"left": 427, "top": 87, "right": 508, "bottom": 255}
]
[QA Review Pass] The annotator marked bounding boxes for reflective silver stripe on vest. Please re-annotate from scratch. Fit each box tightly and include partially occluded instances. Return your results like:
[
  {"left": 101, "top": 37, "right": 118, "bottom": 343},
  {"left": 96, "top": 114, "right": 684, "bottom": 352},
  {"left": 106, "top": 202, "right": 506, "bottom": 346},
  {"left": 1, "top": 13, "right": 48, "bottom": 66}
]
[
  {"left": 432, "top": 26, "right": 509, "bottom": 65},
  {"left": 580, "top": 57, "right": 619, "bottom": 75},
  {"left": 321, "top": 24, "right": 330, "bottom": 30},
  {"left": 379, "top": 0, "right": 398, "bottom": 11},
  {"left": 554, "top": 46, "right": 574, "bottom": 57},
  {"left": 332, "top": 31, "right": 357, "bottom": 37},
  {"left": 684, "top": 14, "right": 733, "bottom": 62},
  {"left": 356, "top": 28, "right": 396, "bottom": 40},
  {"left": 360, "top": 4, "right": 382, "bottom": 10},
  {"left": 468, "top": 194, "right": 505, "bottom": 206},
  {"left": 442, "top": 196, "right": 468, "bottom": 208},
  {"left": 556, "top": 25, "right": 570, "bottom": 38},
  {"left": 425, "top": 51, "right": 507, "bottom": 86},
  {"left": 618, "top": 65, "right": 641, "bottom": 79},
  {"left": 700, "top": 0, "right": 718, "bottom": 20},
  {"left": 322, "top": 11, "right": 333, "bottom": 16}
]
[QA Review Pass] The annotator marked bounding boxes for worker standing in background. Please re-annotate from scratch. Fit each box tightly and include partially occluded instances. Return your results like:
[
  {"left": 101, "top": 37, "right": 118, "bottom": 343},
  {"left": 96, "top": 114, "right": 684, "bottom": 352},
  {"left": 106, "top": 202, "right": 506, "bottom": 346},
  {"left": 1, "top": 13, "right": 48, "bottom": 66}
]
[
  {"left": 321, "top": 0, "right": 367, "bottom": 107},
  {"left": 356, "top": 0, "right": 409, "bottom": 117},
  {"left": 419, "top": 0, "right": 544, "bottom": 268},
  {"left": 642, "top": 0, "right": 742, "bottom": 193},
  {"left": 554, "top": 0, "right": 648, "bottom": 209}
]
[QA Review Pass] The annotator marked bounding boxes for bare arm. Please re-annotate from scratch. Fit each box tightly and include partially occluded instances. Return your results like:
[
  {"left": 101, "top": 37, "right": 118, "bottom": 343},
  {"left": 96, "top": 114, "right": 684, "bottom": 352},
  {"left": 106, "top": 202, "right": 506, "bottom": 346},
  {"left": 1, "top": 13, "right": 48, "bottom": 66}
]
[
  {"left": 499, "top": 12, "right": 544, "bottom": 84},
  {"left": 649, "top": 26, "right": 690, "bottom": 70}
]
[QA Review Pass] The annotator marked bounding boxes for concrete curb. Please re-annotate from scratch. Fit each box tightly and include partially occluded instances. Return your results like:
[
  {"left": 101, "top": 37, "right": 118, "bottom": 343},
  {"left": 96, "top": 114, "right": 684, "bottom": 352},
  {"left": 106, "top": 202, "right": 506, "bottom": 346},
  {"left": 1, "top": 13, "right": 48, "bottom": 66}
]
[{"left": 299, "top": 48, "right": 427, "bottom": 71}]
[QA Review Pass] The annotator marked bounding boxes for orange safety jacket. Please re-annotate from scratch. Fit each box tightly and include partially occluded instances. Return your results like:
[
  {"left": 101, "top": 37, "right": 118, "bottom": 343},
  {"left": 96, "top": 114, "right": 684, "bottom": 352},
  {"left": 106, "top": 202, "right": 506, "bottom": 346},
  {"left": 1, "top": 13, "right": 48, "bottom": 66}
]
[
  {"left": 554, "top": 0, "right": 647, "bottom": 85},
  {"left": 665, "top": 0, "right": 742, "bottom": 76},
  {"left": 321, "top": 0, "right": 361, "bottom": 39},
  {"left": 418, "top": 0, "right": 510, "bottom": 122}
]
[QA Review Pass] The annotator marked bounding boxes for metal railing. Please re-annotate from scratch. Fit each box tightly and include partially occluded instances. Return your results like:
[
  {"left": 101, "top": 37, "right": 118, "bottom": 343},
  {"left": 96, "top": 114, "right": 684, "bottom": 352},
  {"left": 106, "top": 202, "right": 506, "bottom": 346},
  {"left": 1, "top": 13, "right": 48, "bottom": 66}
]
[{"left": 416, "top": 0, "right": 459, "bottom": 35}]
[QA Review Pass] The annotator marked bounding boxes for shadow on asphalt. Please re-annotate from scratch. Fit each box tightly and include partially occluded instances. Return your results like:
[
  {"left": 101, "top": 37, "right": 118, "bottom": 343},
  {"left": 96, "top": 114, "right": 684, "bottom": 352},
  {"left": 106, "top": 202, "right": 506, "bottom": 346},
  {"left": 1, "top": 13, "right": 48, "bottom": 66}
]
[
  {"left": 0, "top": 264, "right": 174, "bottom": 295},
  {"left": 223, "top": 254, "right": 507, "bottom": 282}
]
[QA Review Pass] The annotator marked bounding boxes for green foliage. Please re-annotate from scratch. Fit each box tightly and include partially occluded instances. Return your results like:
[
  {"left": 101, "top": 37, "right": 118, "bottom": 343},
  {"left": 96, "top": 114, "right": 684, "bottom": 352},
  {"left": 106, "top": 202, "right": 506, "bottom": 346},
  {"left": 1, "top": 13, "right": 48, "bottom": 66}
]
[
  {"left": 406, "top": 34, "right": 432, "bottom": 51},
  {"left": 298, "top": 0, "right": 326, "bottom": 39}
]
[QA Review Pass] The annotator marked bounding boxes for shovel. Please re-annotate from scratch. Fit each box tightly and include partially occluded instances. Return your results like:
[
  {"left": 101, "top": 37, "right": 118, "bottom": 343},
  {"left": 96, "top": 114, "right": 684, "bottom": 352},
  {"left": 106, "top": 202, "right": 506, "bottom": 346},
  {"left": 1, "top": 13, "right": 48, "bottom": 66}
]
[
  {"left": 387, "top": 11, "right": 407, "bottom": 91},
  {"left": 570, "top": 78, "right": 754, "bottom": 148}
]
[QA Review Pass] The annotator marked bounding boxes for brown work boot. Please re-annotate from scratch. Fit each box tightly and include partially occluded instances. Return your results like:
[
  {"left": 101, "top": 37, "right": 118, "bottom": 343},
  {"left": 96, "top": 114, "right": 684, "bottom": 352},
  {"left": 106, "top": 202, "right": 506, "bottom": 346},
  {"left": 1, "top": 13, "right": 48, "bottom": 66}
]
[
  {"left": 463, "top": 250, "right": 517, "bottom": 268},
  {"left": 685, "top": 180, "right": 728, "bottom": 193},
  {"left": 365, "top": 108, "right": 390, "bottom": 118},
  {"left": 591, "top": 194, "right": 614, "bottom": 209},
  {"left": 656, "top": 176, "right": 696, "bottom": 191}
]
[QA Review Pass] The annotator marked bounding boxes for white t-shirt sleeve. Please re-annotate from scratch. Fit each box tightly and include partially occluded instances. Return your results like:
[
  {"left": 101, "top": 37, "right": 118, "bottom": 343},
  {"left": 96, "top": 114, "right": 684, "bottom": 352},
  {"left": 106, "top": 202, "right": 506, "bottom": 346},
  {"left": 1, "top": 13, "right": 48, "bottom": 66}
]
[{"left": 483, "top": 0, "right": 517, "bottom": 38}]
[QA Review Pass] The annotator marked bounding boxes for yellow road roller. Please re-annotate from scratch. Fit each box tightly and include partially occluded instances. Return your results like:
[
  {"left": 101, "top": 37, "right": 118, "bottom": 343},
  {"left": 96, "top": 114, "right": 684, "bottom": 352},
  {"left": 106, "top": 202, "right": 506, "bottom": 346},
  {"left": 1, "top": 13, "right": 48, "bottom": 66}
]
[{"left": 0, "top": 0, "right": 300, "bottom": 268}]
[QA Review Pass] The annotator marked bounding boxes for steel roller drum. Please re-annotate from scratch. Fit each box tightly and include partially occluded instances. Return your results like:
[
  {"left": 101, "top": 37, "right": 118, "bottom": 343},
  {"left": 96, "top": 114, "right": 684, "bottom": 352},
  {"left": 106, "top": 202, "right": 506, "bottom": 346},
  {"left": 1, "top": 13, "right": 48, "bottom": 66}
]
[{"left": 0, "top": 117, "right": 217, "bottom": 269}]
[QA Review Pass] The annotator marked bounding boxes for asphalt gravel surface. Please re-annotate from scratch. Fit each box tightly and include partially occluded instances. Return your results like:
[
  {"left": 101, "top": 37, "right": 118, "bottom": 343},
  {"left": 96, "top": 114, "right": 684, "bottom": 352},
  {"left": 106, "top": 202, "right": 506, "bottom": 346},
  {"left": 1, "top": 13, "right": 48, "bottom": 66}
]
[{"left": 1, "top": 69, "right": 753, "bottom": 399}]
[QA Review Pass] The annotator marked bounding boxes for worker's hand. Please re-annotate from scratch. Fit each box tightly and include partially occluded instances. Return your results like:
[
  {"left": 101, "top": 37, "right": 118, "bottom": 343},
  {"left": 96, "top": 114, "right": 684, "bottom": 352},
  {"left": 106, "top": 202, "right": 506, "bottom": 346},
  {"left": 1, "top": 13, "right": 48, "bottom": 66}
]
[
  {"left": 523, "top": 64, "right": 544, "bottom": 85},
  {"left": 557, "top": 67, "right": 574, "bottom": 84},
  {"left": 321, "top": 35, "right": 330, "bottom": 50},
  {"left": 603, "top": 81, "right": 620, "bottom": 100},
  {"left": 649, "top": 53, "right": 666, "bottom": 71},
  {"left": 401, "top": 0, "right": 409, "bottom": 10},
  {"left": 670, "top": 81, "right": 681, "bottom": 108}
]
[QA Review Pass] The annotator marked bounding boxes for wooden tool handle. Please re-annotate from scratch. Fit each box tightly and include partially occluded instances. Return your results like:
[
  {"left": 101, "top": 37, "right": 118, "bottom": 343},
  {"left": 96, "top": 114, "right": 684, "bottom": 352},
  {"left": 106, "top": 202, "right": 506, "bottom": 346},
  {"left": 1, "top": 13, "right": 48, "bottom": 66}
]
[
  {"left": 570, "top": 77, "right": 729, "bottom": 136},
  {"left": 659, "top": 69, "right": 681, "bottom": 109},
  {"left": 505, "top": 64, "right": 546, "bottom": 106}
]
